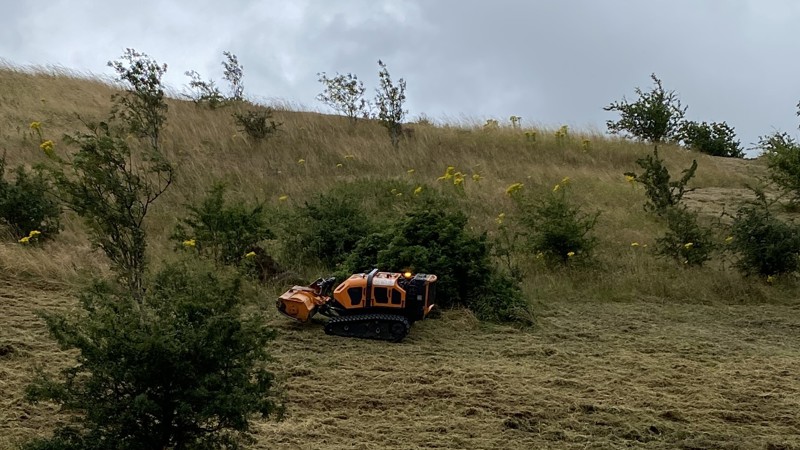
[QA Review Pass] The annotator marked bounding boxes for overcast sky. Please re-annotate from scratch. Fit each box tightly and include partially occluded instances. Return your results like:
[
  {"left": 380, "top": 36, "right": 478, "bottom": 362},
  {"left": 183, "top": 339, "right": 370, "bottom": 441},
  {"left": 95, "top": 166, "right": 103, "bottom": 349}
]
[{"left": 3, "top": 0, "right": 800, "bottom": 155}]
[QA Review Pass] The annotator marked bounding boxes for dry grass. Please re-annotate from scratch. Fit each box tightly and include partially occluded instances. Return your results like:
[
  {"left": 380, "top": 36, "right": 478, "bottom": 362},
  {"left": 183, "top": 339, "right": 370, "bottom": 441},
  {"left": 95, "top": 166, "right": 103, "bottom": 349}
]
[{"left": 1, "top": 67, "right": 799, "bottom": 449}]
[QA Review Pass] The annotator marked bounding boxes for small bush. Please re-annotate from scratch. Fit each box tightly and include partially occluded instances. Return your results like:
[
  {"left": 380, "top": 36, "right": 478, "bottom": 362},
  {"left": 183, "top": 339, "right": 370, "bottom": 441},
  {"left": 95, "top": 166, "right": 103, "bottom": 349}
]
[
  {"left": 728, "top": 191, "right": 800, "bottom": 277},
  {"left": 172, "top": 183, "right": 273, "bottom": 266},
  {"left": 604, "top": 73, "right": 686, "bottom": 143},
  {"left": 655, "top": 206, "right": 717, "bottom": 266},
  {"left": 758, "top": 131, "right": 800, "bottom": 204},
  {"left": 625, "top": 147, "right": 697, "bottom": 214},
  {"left": 183, "top": 70, "right": 225, "bottom": 109},
  {"left": 25, "top": 260, "right": 278, "bottom": 450},
  {"left": 233, "top": 109, "right": 281, "bottom": 141},
  {"left": 514, "top": 180, "right": 599, "bottom": 266},
  {"left": 0, "top": 157, "right": 60, "bottom": 239},
  {"left": 680, "top": 120, "right": 744, "bottom": 158},
  {"left": 343, "top": 203, "right": 532, "bottom": 323}
]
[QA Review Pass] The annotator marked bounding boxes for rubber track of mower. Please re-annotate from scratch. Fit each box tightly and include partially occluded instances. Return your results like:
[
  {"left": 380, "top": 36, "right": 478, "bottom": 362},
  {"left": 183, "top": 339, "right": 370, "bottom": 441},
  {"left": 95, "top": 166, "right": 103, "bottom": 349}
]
[{"left": 324, "top": 314, "right": 411, "bottom": 342}]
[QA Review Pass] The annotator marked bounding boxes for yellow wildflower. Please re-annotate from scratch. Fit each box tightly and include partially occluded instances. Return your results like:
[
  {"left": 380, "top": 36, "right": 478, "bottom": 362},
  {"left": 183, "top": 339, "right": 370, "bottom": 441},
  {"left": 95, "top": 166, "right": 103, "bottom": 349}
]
[
  {"left": 472, "top": 173, "right": 482, "bottom": 182},
  {"left": 279, "top": 195, "right": 288, "bottom": 202},
  {"left": 631, "top": 242, "right": 639, "bottom": 247},
  {"left": 553, "top": 184, "right": 560, "bottom": 192},
  {"left": 336, "top": 163, "right": 343, "bottom": 168},
  {"left": 245, "top": 251, "right": 256, "bottom": 259},
  {"left": 725, "top": 236, "right": 734, "bottom": 244},
  {"left": 496, "top": 213, "right": 506, "bottom": 225},
  {"left": 505, "top": 182, "right": 524, "bottom": 196},
  {"left": 29, "top": 121, "right": 41, "bottom": 130},
  {"left": 536, "top": 252, "right": 544, "bottom": 260},
  {"left": 560, "top": 176, "right": 570, "bottom": 186},
  {"left": 413, "top": 186, "right": 423, "bottom": 195},
  {"left": 297, "top": 158, "right": 306, "bottom": 165},
  {"left": 437, "top": 166, "right": 456, "bottom": 181},
  {"left": 625, "top": 175, "right": 636, "bottom": 184},
  {"left": 567, "top": 251, "right": 575, "bottom": 258},
  {"left": 453, "top": 172, "right": 465, "bottom": 186},
  {"left": 684, "top": 242, "right": 694, "bottom": 249},
  {"left": 407, "top": 168, "right": 415, "bottom": 174},
  {"left": 182, "top": 239, "right": 196, "bottom": 248},
  {"left": 28, "top": 230, "right": 42, "bottom": 238},
  {"left": 767, "top": 275, "right": 775, "bottom": 284},
  {"left": 40, "top": 140, "right": 55, "bottom": 157},
  {"left": 19, "top": 236, "right": 30, "bottom": 244}
]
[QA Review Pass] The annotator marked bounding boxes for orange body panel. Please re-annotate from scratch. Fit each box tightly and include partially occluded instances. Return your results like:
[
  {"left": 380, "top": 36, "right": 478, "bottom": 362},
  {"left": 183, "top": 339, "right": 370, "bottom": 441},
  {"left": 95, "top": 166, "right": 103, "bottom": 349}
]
[
  {"left": 276, "top": 286, "right": 327, "bottom": 322},
  {"left": 333, "top": 272, "right": 407, "bottom": 310}
]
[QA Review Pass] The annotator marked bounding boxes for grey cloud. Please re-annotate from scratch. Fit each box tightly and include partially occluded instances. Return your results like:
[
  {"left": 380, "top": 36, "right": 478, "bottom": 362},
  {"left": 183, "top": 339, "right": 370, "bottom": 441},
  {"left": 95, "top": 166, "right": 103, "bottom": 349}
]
[{"left": 2, "top": 0, "right": 799, "bottom": 152}]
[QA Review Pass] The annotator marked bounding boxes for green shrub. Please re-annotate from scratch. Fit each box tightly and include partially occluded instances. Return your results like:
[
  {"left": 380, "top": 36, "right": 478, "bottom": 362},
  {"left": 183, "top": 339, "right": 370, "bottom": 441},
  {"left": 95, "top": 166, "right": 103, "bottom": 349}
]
[
  {"left": 172, "top": 183, "right": 273, "bottom": 266},
  {"left": 758, "top": 131, "right": 800, "bottom": 204},
  {"left": 280, "top": 179, "right": 442, "bottom": 269},
  {"left": 343, "top": 203, "right": 532, "bottom": 323},
  {"left": 604, "top": 73, "right": 687, "bottom": 143},
  {"left": 183, "top": 69, "right": 225, "bottom": 109},
  {"left": 294, "top": 193, "right": 375, "bottom": 268},
  {"left": 655, "top": 206, "right": 717, "bottom": 266},
  {"left": 0, "top": 157, "right": 60, "bottom": 240},
  {"left": 680, "top": 120, "right": 743, "bottom": 158},
  {"left": 514, "top": 179, "right": 599, "bottom": 266},
  {"left": 233, "top": 109, "right": 281, "bottom": 141},
  {"left": 25, "top": 260, "right": 278, "bottom": 450},
  {"left": 728, "top": 191, "right": 800, "bottom": 277},
  {"left": 625, "top": 147, "right": 697, "bottom": 214}
]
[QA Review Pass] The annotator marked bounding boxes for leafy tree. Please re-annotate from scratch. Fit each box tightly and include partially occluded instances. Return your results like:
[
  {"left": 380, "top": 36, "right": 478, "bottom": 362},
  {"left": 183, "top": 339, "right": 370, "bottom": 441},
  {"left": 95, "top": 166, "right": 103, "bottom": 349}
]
[
  {"left": 317, "top": 72, "right": 371, "bottom": 124},
  {"left": 680, "top": 120, "right": 744, "bottom": 158},
  {"left": 758, "top": 131, "right": 800, "bottom": 204},
  {"left": 53, "top": 121, "right": 173, "bottom": 299},
  {"left": 375, "top": 60, "right": 407, "bottom": 148},
  {"left": 222, "top": 51, "right": 244, "bottom": 101},
  {"left": 108, "top": 49, "right": 168, "bottom": 152},
  {"left": 605, "top": 73, "right": 687, "bottom": 143},
  {"left": 625, "top": 147, "right": 697, "bottom": 214},
  {"left": 25, "top": 261, "right": 278, "bottom": 450}
]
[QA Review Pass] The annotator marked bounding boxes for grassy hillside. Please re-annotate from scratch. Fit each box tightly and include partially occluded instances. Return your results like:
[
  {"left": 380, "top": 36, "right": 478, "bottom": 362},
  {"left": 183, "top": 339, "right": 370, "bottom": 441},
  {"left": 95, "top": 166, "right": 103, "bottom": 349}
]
[{"left": 1, "top": 66, "right": 799, "bottom": 449}]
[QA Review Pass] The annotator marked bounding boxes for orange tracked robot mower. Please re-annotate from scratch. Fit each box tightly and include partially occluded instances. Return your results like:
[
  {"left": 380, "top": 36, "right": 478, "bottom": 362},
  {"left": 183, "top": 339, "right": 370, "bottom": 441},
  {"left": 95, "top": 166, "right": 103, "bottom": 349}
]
[{"left": 277, "top": 269, "right": 437, "bottom": 342}]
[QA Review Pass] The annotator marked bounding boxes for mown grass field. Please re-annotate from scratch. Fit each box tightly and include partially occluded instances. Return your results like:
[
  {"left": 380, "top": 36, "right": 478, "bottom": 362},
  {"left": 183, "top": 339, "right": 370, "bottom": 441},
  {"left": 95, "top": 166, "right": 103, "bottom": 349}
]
[{"left": 1, "top": 66, "right": 799, "bottom": 449}]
